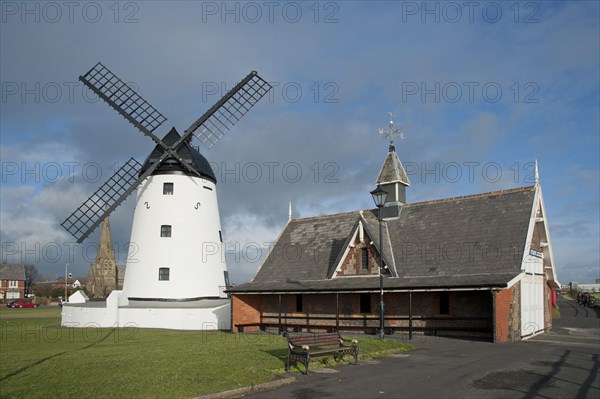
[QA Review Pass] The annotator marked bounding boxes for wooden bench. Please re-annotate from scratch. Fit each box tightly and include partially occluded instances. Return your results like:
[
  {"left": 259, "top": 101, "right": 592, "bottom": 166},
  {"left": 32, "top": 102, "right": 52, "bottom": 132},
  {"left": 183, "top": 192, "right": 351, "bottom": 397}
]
[{"left": 283, "top": 331, "right": 359, "bottom": 375}]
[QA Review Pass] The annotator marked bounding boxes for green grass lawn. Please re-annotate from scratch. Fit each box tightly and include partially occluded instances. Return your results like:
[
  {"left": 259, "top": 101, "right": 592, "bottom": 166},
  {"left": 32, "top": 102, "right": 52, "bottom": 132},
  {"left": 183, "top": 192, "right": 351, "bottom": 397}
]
[{"left": 0, "top": 307, "right": 412, "bottom": 399}]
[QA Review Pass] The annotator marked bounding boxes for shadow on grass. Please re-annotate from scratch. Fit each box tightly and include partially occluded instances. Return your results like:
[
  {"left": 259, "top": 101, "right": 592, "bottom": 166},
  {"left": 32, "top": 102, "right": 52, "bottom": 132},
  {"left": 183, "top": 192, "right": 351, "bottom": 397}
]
[
  {"left": 261, "top": 348, "right": 288, "bottom": 363},
  {"left": 0, "top": 350, "right": 68, "bottom": 383},
  {"left": 0, "top": 328, "right": 115, "bottom": 383},
  {"left": 261, "top": 347, "right": 363, "bottom": 375}
]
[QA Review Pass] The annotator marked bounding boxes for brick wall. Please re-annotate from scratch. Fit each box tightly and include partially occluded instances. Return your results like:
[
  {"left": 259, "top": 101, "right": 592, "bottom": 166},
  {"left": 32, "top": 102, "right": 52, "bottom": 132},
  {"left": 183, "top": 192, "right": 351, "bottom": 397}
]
[
  {"left": 231, "top": 294, "right": 263, "bottom": 332},
  {"left": 304, "top": 293, "right": 337, "bottom": 314},
  {"left": 0, "top": 279, "right": 25, "bottom": 299},
  {"left": 494, "top": 285, "right": 521, "bottom": 342},
  {"left": 244, "top": 291, "right": 493, "bottom": 337},
  {"left": 336, "top": 231, "right": 385, "bottom": 277}
]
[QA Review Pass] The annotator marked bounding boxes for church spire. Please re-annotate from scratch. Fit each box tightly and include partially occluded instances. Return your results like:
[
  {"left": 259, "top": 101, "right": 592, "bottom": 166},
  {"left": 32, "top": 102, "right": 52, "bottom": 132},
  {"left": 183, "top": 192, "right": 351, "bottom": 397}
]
[{"left": 96, "top": 212, "right": 115, "bottom": 263}]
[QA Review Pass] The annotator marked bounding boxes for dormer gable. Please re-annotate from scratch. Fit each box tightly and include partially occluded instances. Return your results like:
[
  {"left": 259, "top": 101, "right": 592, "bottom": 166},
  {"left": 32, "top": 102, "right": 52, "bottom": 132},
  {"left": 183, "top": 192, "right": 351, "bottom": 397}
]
[{"left": 330, "top": 217, "right": 395, "bottom": 278}]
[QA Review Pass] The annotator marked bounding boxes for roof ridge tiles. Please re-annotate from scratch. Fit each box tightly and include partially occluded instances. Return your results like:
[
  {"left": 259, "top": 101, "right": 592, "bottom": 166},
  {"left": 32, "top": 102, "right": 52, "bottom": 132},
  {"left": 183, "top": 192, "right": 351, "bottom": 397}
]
[
  {"left": 289, "top": 210, "right": 362, "bottom": 222},
  {"left": 288, "top": 186, "right": 534, "bottom": 222},
  {"left": 405, "top": 185, "right": 535, "bottom": 207}
]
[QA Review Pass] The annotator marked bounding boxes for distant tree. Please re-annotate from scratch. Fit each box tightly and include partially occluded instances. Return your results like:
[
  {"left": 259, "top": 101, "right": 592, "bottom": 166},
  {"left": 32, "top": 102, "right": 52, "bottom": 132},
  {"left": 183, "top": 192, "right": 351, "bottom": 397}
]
[
  {"left": 34, "top": 273, "right": 56, "bottom": 298},
  {"left": 73, "top": 286, "right": 90, "bottom": 297},
  {"left": 51, "top": 287, "right": 66, "bottom": 299},
  {"left": 24, "top": 264, "right": 40, "bottom": 295},
  {"left": 34, "top": 282, "right": 55, "bottom": 299}
]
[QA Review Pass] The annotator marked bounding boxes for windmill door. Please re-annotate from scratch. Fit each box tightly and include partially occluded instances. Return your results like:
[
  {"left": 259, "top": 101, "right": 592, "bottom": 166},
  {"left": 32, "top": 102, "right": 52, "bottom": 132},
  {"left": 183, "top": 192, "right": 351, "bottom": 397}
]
[{"left": 520, "top": 253, "right": 545, "bottom": 337}]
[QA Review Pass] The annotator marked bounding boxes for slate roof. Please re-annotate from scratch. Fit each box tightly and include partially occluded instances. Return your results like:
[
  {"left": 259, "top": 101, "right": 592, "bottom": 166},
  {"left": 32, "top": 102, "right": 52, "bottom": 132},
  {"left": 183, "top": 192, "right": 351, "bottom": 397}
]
[
  {"left": 258, "top": 211, "right": 360, "bottom": 282},
  {"left": 0, "top": 264, "right": 26, "bottom": 281},
  {"left": 230, "top": 186, "right": 536, "bottom": 293},
  {"left": 140, "top": 127, "right": 216, "bottom": 182},
  {"left": 376, "top": 145, "right": 410, "bottom": 186}
]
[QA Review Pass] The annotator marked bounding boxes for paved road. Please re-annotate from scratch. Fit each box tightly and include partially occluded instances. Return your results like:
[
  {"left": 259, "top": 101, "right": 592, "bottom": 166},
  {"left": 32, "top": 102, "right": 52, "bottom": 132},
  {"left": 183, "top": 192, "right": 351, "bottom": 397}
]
[{"left": 247, "top": 297, "right": 599, "bottom": 399}]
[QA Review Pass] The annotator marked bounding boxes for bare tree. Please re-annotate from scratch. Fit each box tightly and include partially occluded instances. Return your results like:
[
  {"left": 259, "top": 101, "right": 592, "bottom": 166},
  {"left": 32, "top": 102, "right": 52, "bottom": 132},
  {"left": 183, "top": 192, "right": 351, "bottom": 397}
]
[
  {"left": 24, "top": 264, "right": 40, "bottom": 295},
  {"left": 33, "top": 273, "right": 55, "bottom": 299},
  {"left": 34, "top": 282, "right": 55, "bottom": 299}
]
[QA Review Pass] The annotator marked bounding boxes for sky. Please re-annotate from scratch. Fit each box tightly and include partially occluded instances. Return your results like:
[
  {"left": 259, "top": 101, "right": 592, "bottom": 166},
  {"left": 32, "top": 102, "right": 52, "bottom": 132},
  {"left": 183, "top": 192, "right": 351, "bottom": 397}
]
[{"left": 1, "top": 1, "right": 598, "bottom": 286}]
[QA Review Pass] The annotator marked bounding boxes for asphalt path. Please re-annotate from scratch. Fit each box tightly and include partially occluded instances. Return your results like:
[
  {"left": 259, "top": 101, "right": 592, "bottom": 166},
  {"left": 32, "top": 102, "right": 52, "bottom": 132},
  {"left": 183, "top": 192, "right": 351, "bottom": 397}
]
[{"left": 246, "top": 297, "right": 599, "bottom": 399}]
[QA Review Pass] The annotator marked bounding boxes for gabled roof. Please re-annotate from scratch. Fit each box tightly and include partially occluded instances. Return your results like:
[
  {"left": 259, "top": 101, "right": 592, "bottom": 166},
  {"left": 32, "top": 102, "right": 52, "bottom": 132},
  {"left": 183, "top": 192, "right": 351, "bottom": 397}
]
[
  {"left": 140, "top": 127, "right": 216, "bottom": 183},
  {"left": 376, "top": 145, "right": 410, "bottom": 186},
  {"left": 360, "top": 212, "right": 397, "bottom": 277},
  {"left": 254, "top": 211, "right": 360, "bottom": 283},
  {"left": 326, "top": 216, "right": 396, "bottom": 278},
  {"left": 0, "top": 264, "right": 26, "bottom": 281},
  {"left": 231, "top": 186, "right": 539, "bottom": 293}
]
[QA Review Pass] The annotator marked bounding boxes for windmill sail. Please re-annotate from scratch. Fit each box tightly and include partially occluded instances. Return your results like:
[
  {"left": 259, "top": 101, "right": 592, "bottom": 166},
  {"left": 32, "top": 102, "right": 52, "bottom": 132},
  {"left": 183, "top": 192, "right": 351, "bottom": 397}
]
[
  {"left": 61, "top": 158, "right": 142, "bottom": 243},
  {"left": 184, "top": 71, "right": 272, "bottom": 148},
  {"left": 80, "top": 62, "right": 167, "bottom": 145}
]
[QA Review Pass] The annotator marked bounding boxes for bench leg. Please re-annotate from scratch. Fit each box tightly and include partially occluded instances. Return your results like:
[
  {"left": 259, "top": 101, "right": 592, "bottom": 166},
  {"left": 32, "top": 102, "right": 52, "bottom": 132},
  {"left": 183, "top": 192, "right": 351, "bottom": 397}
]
[{"left": 304, "top": 353, "right": 310, "bottom": 375}]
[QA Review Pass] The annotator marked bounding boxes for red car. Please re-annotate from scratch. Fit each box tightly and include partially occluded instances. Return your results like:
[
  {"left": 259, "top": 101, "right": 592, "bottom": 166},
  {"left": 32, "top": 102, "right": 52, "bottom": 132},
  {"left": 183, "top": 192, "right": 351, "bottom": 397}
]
[{"left": 9, "top": 301, "right": 39, "bottom": 308}]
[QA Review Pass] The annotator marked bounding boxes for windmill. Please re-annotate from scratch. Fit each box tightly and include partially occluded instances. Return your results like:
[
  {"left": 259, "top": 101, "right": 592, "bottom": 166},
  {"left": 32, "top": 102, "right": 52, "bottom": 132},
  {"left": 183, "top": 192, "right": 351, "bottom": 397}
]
[{"left": 61, "top": 63, "right": 271, "bottom": 301}]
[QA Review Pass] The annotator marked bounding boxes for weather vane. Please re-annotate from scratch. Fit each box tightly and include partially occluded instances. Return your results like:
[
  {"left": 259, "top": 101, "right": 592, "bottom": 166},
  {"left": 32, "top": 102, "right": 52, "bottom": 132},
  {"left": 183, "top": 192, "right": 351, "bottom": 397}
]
[{"left": 379, "top": 112, "right": 404, "bottom": 148}]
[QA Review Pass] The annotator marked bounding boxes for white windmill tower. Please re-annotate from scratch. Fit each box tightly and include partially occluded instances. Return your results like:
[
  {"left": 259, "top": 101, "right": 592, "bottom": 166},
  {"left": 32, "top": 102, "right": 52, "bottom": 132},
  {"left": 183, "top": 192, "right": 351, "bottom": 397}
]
[{"left": 61, "top": 63, "right": 271, "bottom": 303}]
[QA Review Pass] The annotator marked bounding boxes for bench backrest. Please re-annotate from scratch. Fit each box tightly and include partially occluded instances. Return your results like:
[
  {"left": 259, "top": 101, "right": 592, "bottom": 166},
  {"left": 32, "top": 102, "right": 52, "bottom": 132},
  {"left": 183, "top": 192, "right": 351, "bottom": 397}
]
[{"left": 286, "top": 332, "right": 342, "bottom": 348}]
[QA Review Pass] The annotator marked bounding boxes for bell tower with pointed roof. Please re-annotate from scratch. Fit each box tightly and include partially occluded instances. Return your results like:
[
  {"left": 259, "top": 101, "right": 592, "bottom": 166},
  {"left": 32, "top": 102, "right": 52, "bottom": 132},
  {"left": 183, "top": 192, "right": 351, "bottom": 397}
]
[{"left": 376, "top": 115, "right": 410, "bottom": 218}]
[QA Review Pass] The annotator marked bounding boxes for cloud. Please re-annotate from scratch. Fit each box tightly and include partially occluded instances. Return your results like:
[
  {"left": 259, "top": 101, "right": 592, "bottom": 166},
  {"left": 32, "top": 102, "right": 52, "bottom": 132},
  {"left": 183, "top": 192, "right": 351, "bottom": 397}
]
[{"left": 1, "top": 1, "right": 598, "bottom": 284}]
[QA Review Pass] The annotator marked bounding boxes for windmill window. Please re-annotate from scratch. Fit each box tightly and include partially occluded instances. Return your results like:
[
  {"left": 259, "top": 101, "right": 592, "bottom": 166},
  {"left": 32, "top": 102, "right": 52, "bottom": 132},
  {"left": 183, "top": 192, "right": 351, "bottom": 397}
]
[
  {"left": 163, "top": 182, "right": 174, "bottom": 195},
  {"left": 439, "top": 292, "right": 450, "bottom": 315},
  {"left": 219, "top": 230, "right": 223, "bottom": 243},
  {"left": 160, "top": 225, "right": 172, "bottom": 237},
  {"left": 158, "top": 267, "right": 170, "bottom": 281},
  {"left": 361, "top": 248, "right": 369, "bottom": 270},
  {"left": 359, "top": 293, "right": 371, "bottom": 313}
]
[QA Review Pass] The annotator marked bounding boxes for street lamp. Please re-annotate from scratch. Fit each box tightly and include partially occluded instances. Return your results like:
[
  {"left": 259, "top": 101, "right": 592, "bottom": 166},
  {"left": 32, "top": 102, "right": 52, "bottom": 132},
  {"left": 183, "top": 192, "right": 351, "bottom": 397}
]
[
  {"left": 64, "top": 263, "right": 72, "bottom": 302},
  {"left": 370, "top": 185, "right": 388, "bottom": 339}
]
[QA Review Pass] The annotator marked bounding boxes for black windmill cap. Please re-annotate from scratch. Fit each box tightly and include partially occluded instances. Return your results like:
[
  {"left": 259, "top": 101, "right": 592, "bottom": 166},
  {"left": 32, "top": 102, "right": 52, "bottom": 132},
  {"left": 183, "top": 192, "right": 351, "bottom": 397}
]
[{"left": 139, "top": 127, "right": 217, "bottom": 183}]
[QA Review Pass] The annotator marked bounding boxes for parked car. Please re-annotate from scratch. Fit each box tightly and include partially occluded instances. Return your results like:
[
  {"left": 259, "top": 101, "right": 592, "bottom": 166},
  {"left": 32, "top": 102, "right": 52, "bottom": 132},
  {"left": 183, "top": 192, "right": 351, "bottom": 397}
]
[
  {"left": 6, "top": 301, "right": 17, "bottom": 308},
  {"left": 10, "top": 301, "right": 39, "bottom": 308}
]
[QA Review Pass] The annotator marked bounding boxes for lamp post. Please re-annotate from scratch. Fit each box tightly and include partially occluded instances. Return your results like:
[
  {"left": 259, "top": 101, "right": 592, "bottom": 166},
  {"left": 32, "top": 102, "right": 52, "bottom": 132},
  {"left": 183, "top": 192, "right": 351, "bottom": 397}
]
[
  {"left": 370, "top": 185, "right": 388, "bottom": 339},
  {"left": 64, "top": 263, "right": 71, "bottom": 302}
]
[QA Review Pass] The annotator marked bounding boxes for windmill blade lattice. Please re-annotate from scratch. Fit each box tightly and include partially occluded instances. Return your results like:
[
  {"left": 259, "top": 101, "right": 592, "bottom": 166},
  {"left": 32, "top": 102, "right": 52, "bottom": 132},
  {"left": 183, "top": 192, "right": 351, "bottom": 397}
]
[
  {"left": 61, "top": 158, "right": 142, "bottom": 243},
  {"left": 185, "top": 71, "right": 272, "bottom": 148},
  {"left": 80, "top": 62, "right": 167, "bottom": 143}
]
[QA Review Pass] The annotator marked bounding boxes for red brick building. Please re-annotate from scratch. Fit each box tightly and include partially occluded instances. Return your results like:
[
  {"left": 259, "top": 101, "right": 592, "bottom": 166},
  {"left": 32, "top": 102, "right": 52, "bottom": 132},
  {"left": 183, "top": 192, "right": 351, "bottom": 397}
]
[
  {"left": 228, "top": 143, "right": 559, "bottom": 342},
  {"left": 0, "top": 263, "right": 26, "bottom": 300}
]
